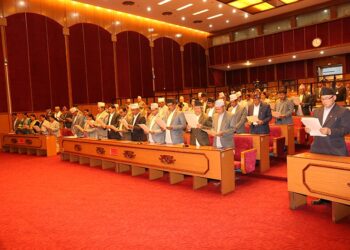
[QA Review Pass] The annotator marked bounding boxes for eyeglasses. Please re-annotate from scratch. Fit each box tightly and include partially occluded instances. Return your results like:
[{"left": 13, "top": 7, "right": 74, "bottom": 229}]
[{"left": 320, "top": 95, "right": 334, "bottom": 101}]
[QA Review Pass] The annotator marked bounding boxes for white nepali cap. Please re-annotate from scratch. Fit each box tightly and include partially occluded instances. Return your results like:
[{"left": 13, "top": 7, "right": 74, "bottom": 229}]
[
  {"left": 218, "top": 92, "right": 225, "bottom": 98},
  {"left": 69, "top": 107, "right": 77, "bottom": 113},
  {"left": 198, "top": 92, "right": 202, "bottom": 98},
  {"left": 130, "top": 103, "right": 139, "bottom": 109},
  {"left": 150, "top": 103, "right": 158, "bottom": 110},
  {"left": 158, "top": 97, "right": 165, "bottom": 103},
  {"left": 236, "top": 91, "right": 242, "bottom": 97},
  {"left": 97, "top": 102, "right": 105, "bottom": 108},
  {"left": 215, "top": 99, "right": 225, "bottom": 107},
  {"left": 229, "top": 94, "right": 238, "bottom": 101}
]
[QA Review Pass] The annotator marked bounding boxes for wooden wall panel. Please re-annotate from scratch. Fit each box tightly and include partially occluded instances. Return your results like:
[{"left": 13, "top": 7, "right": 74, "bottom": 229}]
[
  {"left": 184, "top": 43, "right": 207, "bottom": 88},
  {"left": 6, "top": 13, "right": 33, "bottom": 112},
  {"left": 273, "top": 33, "right": 283, "bottom": 55},
  {"left": 0, "top": 24, "right": 8, "bottom": 112},
  {"left": 283, "top": 30, "right": 294, "bottom": 53},
  {"left": 246, "top": 39, "right": 255, "bottom": 60},
  {"left": 139, "top": 35, "right": 153, "bottom": 97},
  {"left": 329, "top": 19, "right": 342, "bottom": 46},
  {"left": 254, "top": 37, "right": 264, "bottom": 58},
  {"left": 293, "top": 28, "right": 305, "bottom": 52},
  {"left": 116, "top": 31, "right": 131, "bottom": 97},
  {"left": 263, "top": 35, "right": 274, "bottom": 57},
  {"left": 342, "top": 17, "right": 350, "bottom": 43},
  {"left": 128, "top": 31, "right": 143, "bottom": 97}
]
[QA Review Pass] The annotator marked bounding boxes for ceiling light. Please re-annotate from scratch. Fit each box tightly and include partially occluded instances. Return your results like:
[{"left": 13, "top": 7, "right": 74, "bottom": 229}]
[
  {"left": 226, "top": 20, "right": 230, "bottom": 23},
  {"left": 209, "top": 24, "right": 213, "bottom": 28},
  {"left": 227, "top": 65, "right": 231, "bottom": 69},
  {"left": 218, "top": 3, "right": 223, "bottom": 8},
  {"left": 148, "top": 28, "right": 154, "bottom": 32},
  {"left": 229, "top": 0, "right": 262, "bottom": 9},
  {"left": 71, "top": 12, "right": 79, "bottom": 17},
  {"left": 323, "top": 9, "right": 328, "bottom": 13},
  {"left": 232, "top": 9, "right": 237, "bottom": 13},
  {"left": 244, "top": 13, "right": 249, "bottom": 18},
  {"left": 246, "top": 60, "right": 252, "bottom": 65},
  {"left": 253, "top": 2, "right": 274, "bottom": 11},
  {"left": 114, "top": 21, "right": 121, "bottom": 25},
  {"left": 177, "top": 3, "right": 193, "bottom": 11},
  {"left": 203, "top": 0, "right": 207, "bottom": 2},
  {"left": 175, "top": 33, "right": 182, "bottom": 38},
  {"left": 268, "top": 59, "right": 272, "bottom": 63},
  {"left": 193, "top": 9, "right": 209, "bottom": 15},
  {"left": 292, "top": 55, "right": 296, "bottom": 59},
  {"left": 320, "top": 51, "right": 324, "bottom": 55},
  {"left": 18, "top": 0, "right": 26, "bottom": 7},
  {"left": 207, "top": 14, "right": 223, "bottom": 20},
  {"left": 280, "top": 0, "right": 298, "bottom": 3},
  {"left": 158, "top": 0, "right": 171, "bottom": 5},
  {"left": 181, "top": 16, "right": 186, "bottom": 21},
  {"left": 147, "top": 6, "right": 152, "bottom": 12}
]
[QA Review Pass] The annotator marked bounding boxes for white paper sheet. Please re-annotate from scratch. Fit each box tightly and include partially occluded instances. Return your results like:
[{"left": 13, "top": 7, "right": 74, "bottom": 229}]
[
  {"left": 301, "top": 117, "right": 326, "bottom": 137},
  {"left": 292, "top": 97, "right": 301, "bottom": 105},
  {"left": 184, "top": 113, "right": 198, "bottom": 128},
  {"left": 272, "top": 111, "right": 281, "bottom": 118},
  {"left": 156, "top": 118, "right": 167, "bottom": 130},
  {"left": 120, "top": 118, "right": 129, "bottom": 128},
  {"left": 247, "top": 116, "right": 259, "bottom": 123}
]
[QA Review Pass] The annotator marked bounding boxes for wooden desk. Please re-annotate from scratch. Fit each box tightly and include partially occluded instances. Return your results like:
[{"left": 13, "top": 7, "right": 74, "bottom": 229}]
[
  {"left": 277, "top": 124, "right": 295, "bottom": 155},
  {"left": 61, "top": 138, "right": 235, "bottom": 195},
  {"left": 234, "top": 134, "right": 270, "bottom": 173},
  {"left": 288, "top": 153, "right": 350, "bottom": 222},
  {"left": 0, "top": 133, "right": 57, "bottom": 156}
]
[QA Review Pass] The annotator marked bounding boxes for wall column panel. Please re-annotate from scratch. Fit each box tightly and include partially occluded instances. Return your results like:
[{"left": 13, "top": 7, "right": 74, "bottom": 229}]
[{"left": 63, "top": 27, "right": 73, "bottom": 107}]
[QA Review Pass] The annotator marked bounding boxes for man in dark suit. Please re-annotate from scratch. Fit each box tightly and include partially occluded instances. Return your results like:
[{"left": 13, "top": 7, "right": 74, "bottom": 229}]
[
  {"left": 335, "top": 82, "right": 347, "bottom": 102},
  {"left": 295, "top": 84, "right": 312, "bottom": 116},
  {"left": 305, "top": 87, "right": 350, "bottom": 205},
  {"left": 247, "top": 93, "right": 272, "bottom": 134},
  {"left": 106, "top": 104, "right": 121, "bottom": 140},
  {"left": 188, "top": 100, "right": 212, "bottom": 146},
  {"left": 128, "top": 103, "right": 147, "bottom": 142},
  {"left": 228, "top": 94, "right": 247, "bottom": 134}
]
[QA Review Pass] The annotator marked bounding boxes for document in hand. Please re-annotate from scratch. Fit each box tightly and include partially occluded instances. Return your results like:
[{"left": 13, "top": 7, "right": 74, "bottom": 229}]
[
  {"left": 156, "top": 118, "right": 167, "bottom": 130},
  {"left": 184, "top": 113, "right": 198, "bottom": 128},
  {"left": 301, "top": 117, "right": 326, "bottom": 137},
  {"left": 121, "top": 118, "right": 129, "bottom": 128},
  {"left": 292, "top": 97, "right": 301, "bottom": 105},
  {"left": 247, "top": 116, "right": 259, "bottom": 123},
  {"left": 138, "top": 124, "right": 150, "bottom": 133},
  {"left": 272, "top": 111, "right": 281, "bottom": 118}
]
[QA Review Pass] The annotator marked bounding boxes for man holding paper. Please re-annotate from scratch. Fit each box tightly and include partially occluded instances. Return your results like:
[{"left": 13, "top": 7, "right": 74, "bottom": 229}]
[
  {"left": 128, "top": 103, "right": 147, "bottom": 142},
  {"left": 274, "top": 88, "right": 294, "bottom": 125},
  {"left": 211, "top": 99, "right": 235, "bottom": 149},
  {"left": 305, "top": 87, "right": 350, "bottom": 156},
  {"left": 106, "top": 104, "right": 121, "bottom": 140},
  {"left": 186, "top": 100, "right": 212, "bottom": 146},
  {"left": 165, "top": 99, "right": 186, "bottom": 144},
  {"left": 94, "top": 102, "right": 109, "bottom": 139},
  {"left": 228, "top": 94, "right": 247, "bottom": 134},
  {"left": 70, "top": 107, "right": 85, "bottom": 137},
  {"left": 247, "top": 93, "right": 272, "bottom": 134},
  {"left": 144, "top": 103, "right": 165, "bottom": 144}
]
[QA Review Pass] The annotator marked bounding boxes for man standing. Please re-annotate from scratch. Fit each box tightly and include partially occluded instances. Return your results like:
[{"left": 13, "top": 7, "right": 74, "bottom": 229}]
[
  {"left": 95, "top": 102, "right": 109, "bottom": 139},
  {"left": 158, "top": 97, "right": 169, "bottom": 118},
  {"left": 247, "top": 93, "right": 272, "bottom": 134},
  {"left": 205, "top": 98, "right": 216, "bottom": 118},
  {"left": 70, "top": 107, "right": 85, "bottom": 137},
  {"left": 146, "top": 103, "right": 165, "bottom": 144},
  {"left": 295, "top": 84, "right": 312, "bottom": 116},
  {"left": 188, "top": 100, "right": 212, "bottom": 146},
  {"left": 228, "top": 94, "right": 247, "bottom": 134},
  {"left": 212, "top": 99, "right": 235, "bottom": 149},
  {"left": 106, "top": 104, "right": 121, "bottom": 140},
  {"left": 274, "top": 88, "right": 294, "bottom": 125},
  {"left": 335, "top": 82, "right": 347, "bottom": 102},
  {"left": 165, "top": 99, "right": 186, "bottom": 144},
  {"left": 128, "top": 103, "right": 147, "bottom": 142}
]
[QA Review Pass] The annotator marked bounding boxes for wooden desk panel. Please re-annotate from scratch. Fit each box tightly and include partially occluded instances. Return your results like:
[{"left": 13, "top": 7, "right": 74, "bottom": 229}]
[
  {"left": 288, "top": 153, "right": 350, "bottom": 222},
  {"left": 0, "top": 133, "right": 57, "bottom": 156},
  {"left": 278, "top": 124, "right": 295, "bottom": 155},
  {"left": 61, "top": 138, "right": 235, "bottom": 195}
]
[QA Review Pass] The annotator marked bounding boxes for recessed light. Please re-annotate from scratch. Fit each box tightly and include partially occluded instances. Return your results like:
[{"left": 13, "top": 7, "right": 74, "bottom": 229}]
[
  {"left": 320, "top": 51, "right": 324, "bottom": 55},
  {"left": 177, "top": 3, "right": 193, "bottom": 11},
  {"left": 227, "top": 65, "right": 231, "bottom": 69},
  {"left": 244, "top": 13, "right": 249, "bottom": 18},
  {"left": 292, "top": 55, "right": 296, "bottom": 59},
  {"left": 18, "top": 0, "right": 26, "bottom": 7},
  {"left": 207, "top": 14, "right": 223, "bottom": 20},
  {"left": 202, "top": 0, "right": 207, "bottom": 2},
  {"left": 114, "top": 21, "right": 121, "bottom": 25},
  {"left": 147, "top": 6, "right": 152, "bottom": 12},
  {"left": 218, "top": 3, "right": 223, "bottom": 8},
  {"left": 148, "top": 28, "right": 154, "bottom": 32},
  {"left": 209, "top": 24, "right": 213, "bottom": 28},
  {"left": 158, "top": 0, "right": 171, "bottom": 5},
  {"left": 181, "top": 16, "right": 186, "bottom": 21},
  {"left": 232, "top": 9, "right": 237, "bottom": 13},
  {"left": 323, "top": 9, "right": 328, "bottom": 13},
  {"left": 246, "top": 61, "right": 251, "bottom": 65},
  {"left": 175, "top": 33, "right": 182, "bottom": 38},
  {"left": 226, "top": 20, "right": 230, "bottom": 23},
  {"left": 268, "top": 59, "right": 272, "bottom": 63},
  {"left": 71, "top": 12, "right": 79, "bottom": 17},
  {"left": 193, "top": 9, "right": 209, "bottom": 15}
]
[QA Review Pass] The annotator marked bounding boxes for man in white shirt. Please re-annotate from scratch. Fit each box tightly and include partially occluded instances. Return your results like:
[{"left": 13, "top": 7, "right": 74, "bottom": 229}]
[
  {"left": 158, "top": 97, "right": 169, "bottom": 118},
  {"left": 205, "top": 98, "right": 216, "bottom": 118},
  {"left": 146, "top": 103, "right": 165, "bottom": 144},
  {"left": 165, "top": 99, "right": 186, "bottom": 144}
]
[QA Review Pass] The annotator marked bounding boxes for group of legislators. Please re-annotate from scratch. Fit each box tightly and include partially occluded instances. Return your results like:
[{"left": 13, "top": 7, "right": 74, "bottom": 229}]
[{"left": 11, "top": 83, "right": 350, "bottom": 159}]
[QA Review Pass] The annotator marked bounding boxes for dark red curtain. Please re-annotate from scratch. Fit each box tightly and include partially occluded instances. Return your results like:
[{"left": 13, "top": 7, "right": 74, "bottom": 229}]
[
  {"left": 0, "top": 28, "right": 7, "bottom": 112},
  {"left": 183, "top": 42, "right": 207, "bottom": 88}
]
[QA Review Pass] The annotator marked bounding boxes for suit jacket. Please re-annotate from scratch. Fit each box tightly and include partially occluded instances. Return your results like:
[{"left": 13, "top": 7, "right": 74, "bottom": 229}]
[
  {"left": 248, "top": 102, "right": 272, "bottom": 134},
  {"left": 189, "top": 113, "right": 212, "bottom": 146},
  {"left": 228, "top": 104, "right": 247, "bottom": 134},
  {"left": 275, "top": 99, "right": 294, "bottom": 125},
  {"left": 131, "top": 114, "right": 147, "bottom": 142},
  {"left": 311, "top": 104, "right": 350, "bottom": 156},
  {"left": 294, "top": 94, "right": 312, "bottom": 116},
  {"left": 95, "top": 111, "right": 109, "bottom": 139},
  {"left": 146, "top": 114, "right": 165, "bottom": 144},
  {"left": 71, "top": 114, "right": 85, "bottom": 137},
  {"left": 107, "top": 112, "right": 121, "bottom": 140},
  {"left": 165, "top": 110, "right": 186, "bottom": 144},
  {"left": 212, "top": 111, "right": 235, "bottom": 149}
]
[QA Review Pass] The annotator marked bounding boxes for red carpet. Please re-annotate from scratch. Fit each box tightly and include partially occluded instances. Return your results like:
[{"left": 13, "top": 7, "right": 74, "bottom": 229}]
[{"left": 0, "top": 152, "right": 349, "bottom": 249}]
